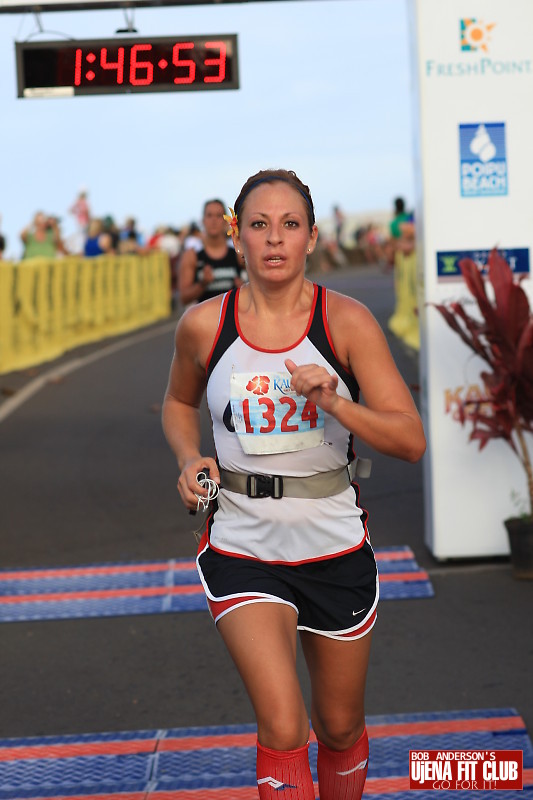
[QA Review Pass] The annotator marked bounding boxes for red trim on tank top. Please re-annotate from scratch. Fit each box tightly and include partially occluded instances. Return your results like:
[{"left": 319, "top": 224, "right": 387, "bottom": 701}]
[
  {"left": 205, "top": 292, "right": 231, "bottom": 373},
  {"left": 206, "top": 530, "right": 366, "bottom": 566},
  {"left": 234, "top": 284, "right": 319, "bottom": 354}
]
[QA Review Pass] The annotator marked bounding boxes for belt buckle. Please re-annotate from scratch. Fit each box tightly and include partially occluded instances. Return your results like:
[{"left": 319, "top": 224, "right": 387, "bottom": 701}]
[{"left": 247, "top": 474, "right": 283, "bottom": 499}]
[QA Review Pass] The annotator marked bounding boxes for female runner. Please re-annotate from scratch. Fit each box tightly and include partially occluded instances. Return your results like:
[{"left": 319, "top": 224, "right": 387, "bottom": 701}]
[{"left": 162, "top": 168, "right": 426, "bottom": 799}]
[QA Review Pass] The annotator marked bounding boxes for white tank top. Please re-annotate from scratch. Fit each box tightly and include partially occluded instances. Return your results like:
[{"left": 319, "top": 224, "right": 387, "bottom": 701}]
[{"left": 205, "top": 284, "right": 368, "bottom": 563}]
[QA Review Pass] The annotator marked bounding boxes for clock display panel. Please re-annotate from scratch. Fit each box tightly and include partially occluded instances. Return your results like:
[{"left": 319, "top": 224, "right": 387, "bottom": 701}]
[{"left": 16, "top": 35, "right": 239, "bottom": 97}]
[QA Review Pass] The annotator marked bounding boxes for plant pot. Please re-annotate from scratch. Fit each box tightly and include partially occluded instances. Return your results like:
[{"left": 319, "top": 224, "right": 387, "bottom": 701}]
[{"left": 504, "top": 517, "right": 533, "bottom": 580}]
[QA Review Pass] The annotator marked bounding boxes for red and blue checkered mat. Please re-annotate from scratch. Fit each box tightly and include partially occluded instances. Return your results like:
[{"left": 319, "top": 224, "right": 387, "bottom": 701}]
[
  {"left": 0, "top": 709, "right": 531, "bottom": 799},
  {"left": 0, "top": 547, "right": 433, "bottom": 623}
]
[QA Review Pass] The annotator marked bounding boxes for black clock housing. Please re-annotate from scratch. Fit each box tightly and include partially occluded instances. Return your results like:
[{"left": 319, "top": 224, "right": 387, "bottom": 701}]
[{"left": 16, "top": 35, "right": 239, "bottom": 97}]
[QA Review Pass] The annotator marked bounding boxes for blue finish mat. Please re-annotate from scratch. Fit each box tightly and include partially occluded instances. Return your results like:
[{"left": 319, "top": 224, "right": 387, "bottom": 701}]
[
  {"left": 0, "top": 709, "right": 531, "bottom": 799},
  {"left": 0, "top": 547, "right": 434, "bottom": 623}
]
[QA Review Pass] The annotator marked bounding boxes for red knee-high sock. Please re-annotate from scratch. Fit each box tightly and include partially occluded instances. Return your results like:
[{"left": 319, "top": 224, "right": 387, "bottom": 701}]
[
  {"left": 317, "top": 727, "right": 369, "bottom": 800},
  {"left": 256, "top": 740, "right": 316, "bottom": 799}
]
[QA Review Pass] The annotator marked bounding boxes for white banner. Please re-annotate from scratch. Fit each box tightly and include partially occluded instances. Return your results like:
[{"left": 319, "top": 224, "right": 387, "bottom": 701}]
[{"left": 410, "top": 0, "right": 533, "bottom": 558}]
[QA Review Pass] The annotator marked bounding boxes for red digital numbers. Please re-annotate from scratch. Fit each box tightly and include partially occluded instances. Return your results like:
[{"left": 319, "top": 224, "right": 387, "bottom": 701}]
[
  {"left": 172, "top": 40, "right": 226, "bottom": 84},
  {"left": 100, "top": 47, "right": 125, "bottom": 84},
  {"left": 172, "top": 42, "right": 195, "bottom": 84},
  {"left": 74, "top": 40, "right": 229, "bottom": 89},
  {"left": 74, "top": 48, "right": 83, "bottom": 86},
  {"left": 204, "top": 41, "right": 227, "bottom": 83},
  {"left": 130, "top": 44, "right": 153, "bottom": 86}
]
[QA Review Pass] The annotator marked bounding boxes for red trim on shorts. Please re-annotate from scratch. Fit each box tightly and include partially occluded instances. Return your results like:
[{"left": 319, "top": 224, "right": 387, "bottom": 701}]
[
  {"left": 208, "top": 593, "right": 377, "bottom": 638},
  {"left": 207, "top": 594, "right": 279, "bottom": 621},
  {"left": 296, "top": 596, "right": 377, "bottom": 641},
  {"left": 206, "top": 534, "right": 366, "bottom": 566},
  {"left": 234, "top": 284, "right": 319, "bottom": 354},
  {"left": 205, "top": 292, "right": 231, "bottom": 373},
  {"left": 335, "top": 606, "right": 377, "bottom": 638}
]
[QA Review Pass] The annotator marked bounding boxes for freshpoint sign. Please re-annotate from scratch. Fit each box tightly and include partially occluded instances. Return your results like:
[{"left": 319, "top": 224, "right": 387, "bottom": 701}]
[
  {"left": 425, "top": 17, "right": 532, "bottom": 78},
  {"left": 426, "top": 57, "right": 532, "bottom": 78}
]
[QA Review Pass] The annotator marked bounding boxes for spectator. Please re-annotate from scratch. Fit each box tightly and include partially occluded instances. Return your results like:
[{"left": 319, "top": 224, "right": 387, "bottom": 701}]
[
  {"left": 84, "top": 218, "right": 114, "bottom": 257},
  {"left": 149, "top": 225, "right": 183, "bottom": 307},
  {"left": 332, "top": 205, "right": 345, "bottom": 246},
  {"left": 147, "top": 225, "right": 166, "bottom": 251},
  {"left": 389, "top": 197, "right": 412, "bottom": 239},
  {"left": 183, "top": 221, "right": 203, "bottom": 253},
  {"left": 20, "top": 212, "right": 66, "bottom": 259},
  {"left": 396, "top": 220, "right": 416, "bottom": 256},
  {"left": 316, "top": 232, "right": 348, "bottom": 272},
  {"left": 102, "top": 215, "right": 120, "bottom": 251},
  {"left": 119, "top": 217, "right": 145, "bottom": 254},
  {"left": 0, "top": 216, "right": 6, "bottom": 260},
  {"left": 359, "top": 223, "right": 385, "bottom": 265},
  {"left": 384, "top": 197, "right": 413, "bottom": 268},
  {"left": 148, "top": 225, "right": 182, "bottom": 261},
  {"left": 158, "top": 227, "right": 182, "bottom": 261},
  {"left": 69, "top": 189, "right": 91, "bottom": 233}
]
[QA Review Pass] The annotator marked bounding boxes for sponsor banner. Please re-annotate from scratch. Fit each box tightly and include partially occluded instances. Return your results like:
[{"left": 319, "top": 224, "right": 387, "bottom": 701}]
[
  {"left": 409, "top": 750, "right": 523, "bottom": 791},
  {"left": 412, "top": 0, "right": 533, "bottom": 558},
  {"left": 459, "top": 122, "right": 507, "bottom": 197},
  {"left": 425, "top": 16, "right": 532, "bottom": 79},
  {"left": 436, "top": 247, "right": 530, "bottom": 280}
]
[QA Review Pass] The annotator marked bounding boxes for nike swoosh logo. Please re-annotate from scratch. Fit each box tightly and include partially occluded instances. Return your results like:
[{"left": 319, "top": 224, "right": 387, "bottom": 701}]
[
  {"left": 337, "top": 758, "right": 368, "bottom": 776},
  {"left": 257, "top": 777, "right": 297, "bottom": 789},
  {"left": 352, "top": 608, "right": 366, "bottom": 616}
]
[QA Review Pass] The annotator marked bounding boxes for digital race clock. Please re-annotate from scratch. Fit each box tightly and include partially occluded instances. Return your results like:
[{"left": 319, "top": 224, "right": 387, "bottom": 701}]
[{"left": 15, "top": 35, "right": 239, "bottom": 97}]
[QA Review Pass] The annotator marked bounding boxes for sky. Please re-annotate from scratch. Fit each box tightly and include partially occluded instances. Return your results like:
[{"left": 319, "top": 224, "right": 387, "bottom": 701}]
[{"left": 0, "top": 0, "right": 415, "bottom": 258}]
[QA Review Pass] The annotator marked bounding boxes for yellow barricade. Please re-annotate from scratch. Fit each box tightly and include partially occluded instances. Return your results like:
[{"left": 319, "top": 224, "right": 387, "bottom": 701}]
[
  {"left": 0, "top": 252, "right": 171, "bottom": 375},
  {"left": 388, "top": 249, "right": 420, "bottom": 351}
]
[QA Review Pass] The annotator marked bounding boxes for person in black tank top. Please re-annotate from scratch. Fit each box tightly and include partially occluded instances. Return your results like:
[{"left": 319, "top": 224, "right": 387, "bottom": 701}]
[
  {"left": 178, "top": 198, "right": 246, "bottom": 305},
  {"left": 162, "top": 170, "right": 426, "bottom": 800}
]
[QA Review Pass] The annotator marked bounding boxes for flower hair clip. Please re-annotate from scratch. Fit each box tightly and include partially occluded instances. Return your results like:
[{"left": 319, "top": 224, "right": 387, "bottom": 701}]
[{"left": 223, "top": 207, "right": 239, "bottom": 238}]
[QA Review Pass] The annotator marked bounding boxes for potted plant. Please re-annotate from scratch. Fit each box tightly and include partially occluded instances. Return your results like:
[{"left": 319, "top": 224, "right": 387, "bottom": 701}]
[{"left": 431, "top": 248, "right": 533, "bottom": 579}]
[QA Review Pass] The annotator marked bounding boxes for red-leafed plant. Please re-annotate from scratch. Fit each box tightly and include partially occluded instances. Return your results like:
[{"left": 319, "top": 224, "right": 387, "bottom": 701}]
[{"left": 432, "top": 248, "right": 533, "bottom": 520}]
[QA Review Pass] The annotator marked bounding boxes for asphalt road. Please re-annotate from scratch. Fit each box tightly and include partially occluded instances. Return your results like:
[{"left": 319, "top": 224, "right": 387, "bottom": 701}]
[{"left": 1, "top": 266, "right": 531, "bottom": 741}]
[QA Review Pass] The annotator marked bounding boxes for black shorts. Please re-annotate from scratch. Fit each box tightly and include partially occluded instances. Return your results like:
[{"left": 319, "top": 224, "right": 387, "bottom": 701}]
[{"left": 196, "top": 538, "right": 379, "bottom": 641}]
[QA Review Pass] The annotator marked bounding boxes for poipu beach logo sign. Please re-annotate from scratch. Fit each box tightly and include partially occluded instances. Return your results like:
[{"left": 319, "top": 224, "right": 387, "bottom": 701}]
[
  {"left": 460, "top": 19, "right": 495, "bottom": 52},
  {"left": 459, "top": 123, "right": 508, "bottom": 197}
]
